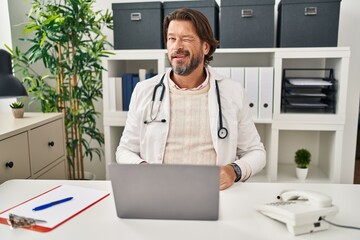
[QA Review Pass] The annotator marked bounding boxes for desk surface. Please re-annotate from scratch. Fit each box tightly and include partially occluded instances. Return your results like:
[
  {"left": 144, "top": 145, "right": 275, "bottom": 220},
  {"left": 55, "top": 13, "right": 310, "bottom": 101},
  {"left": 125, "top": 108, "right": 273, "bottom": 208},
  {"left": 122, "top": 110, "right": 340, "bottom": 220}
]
[{"left": 0, "top": 180, "right": 359, "bottom": 240}]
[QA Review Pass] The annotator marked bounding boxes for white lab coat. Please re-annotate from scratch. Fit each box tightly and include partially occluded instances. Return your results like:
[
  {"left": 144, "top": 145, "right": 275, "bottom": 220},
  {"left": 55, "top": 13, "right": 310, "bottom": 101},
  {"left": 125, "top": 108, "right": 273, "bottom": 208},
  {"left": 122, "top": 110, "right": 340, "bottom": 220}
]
[{"left": 116, "top": 66, "right": 266, "bottom": 180}]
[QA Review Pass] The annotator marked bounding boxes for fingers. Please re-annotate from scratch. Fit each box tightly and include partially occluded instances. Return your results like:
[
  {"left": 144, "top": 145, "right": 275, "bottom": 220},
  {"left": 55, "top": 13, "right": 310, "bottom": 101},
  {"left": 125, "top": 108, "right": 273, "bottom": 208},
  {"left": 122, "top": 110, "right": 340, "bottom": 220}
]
[{"left": 219, "top": 165, "right": 236, "bottom": 190}]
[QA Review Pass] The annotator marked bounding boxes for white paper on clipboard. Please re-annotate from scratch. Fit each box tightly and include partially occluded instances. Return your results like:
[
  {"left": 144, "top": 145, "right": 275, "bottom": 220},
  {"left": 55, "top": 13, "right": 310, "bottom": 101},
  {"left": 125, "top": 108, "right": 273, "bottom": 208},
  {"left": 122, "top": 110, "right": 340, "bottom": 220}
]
[{"left": 0, "top": 185, "right": 110, "bottom": 232}]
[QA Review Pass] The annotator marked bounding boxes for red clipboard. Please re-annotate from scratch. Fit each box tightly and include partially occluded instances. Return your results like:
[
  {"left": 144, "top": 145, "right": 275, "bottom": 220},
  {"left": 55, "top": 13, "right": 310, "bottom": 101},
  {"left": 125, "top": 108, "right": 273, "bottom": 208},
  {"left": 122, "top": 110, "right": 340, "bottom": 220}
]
[{"left": 0, "top": 185, "right": 110, "bottom": 232}]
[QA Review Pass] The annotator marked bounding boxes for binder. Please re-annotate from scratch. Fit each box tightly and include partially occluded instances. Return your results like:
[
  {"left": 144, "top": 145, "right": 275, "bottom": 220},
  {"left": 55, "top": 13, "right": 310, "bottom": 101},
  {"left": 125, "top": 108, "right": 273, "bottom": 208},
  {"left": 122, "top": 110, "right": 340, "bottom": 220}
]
[
  {"left": 230, "top": 67, "right": 245, "bottom": 88},
  {"left": 145, "top": 72, "right": 156, "bottom": 79},
  {"left": 132, "top": 75, "right": 140, "bottom": 90},
  {"left": 115, "top": 77, "right": 123, "bottom": 111},
  {"left": 213, "top": 67, "right": 231, "bottom": 78},
  {"left": 258, "top": 67, "right": 274, "bottom": 120},
  {"left": 108, "top": 77, "right": 117, "bottom": 111},
  {"left": 139, "top": 69, "right": 147, "bottom": 82},
  {"left": 122, "top": 73, "right": 139, "bottom": 111},
  {"left": 245, "top": 67, "right": 259, "bottom": 119},
  {"left": 121, "top": 73, "right": 132, "bottom": 111},
  {"left": 108, "top": 77, "right": 122, "bottom": 111}
]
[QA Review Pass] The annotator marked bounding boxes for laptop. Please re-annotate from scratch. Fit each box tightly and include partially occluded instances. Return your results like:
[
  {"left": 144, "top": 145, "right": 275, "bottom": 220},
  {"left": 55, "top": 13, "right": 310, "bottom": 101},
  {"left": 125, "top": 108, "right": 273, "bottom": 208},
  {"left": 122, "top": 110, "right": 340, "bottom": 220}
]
[{"left": 108, "top": 163, "right": 220, "bottom": 221}]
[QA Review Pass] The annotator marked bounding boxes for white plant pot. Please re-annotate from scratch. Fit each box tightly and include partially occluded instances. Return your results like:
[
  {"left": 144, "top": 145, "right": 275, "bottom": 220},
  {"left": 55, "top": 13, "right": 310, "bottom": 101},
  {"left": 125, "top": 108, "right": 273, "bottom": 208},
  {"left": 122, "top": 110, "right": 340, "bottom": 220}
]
[
  {"left": 84, "top": 171, "right": 96, "bottom": 180},
  {"left": 12, "top": 108, "right": 24, "bottom": 118},
  {"left": 296, "top": 167, "right": 308, "bottom": 180},
  {"left": 73, "top": 171, "right": 96, "bottom": 180}
]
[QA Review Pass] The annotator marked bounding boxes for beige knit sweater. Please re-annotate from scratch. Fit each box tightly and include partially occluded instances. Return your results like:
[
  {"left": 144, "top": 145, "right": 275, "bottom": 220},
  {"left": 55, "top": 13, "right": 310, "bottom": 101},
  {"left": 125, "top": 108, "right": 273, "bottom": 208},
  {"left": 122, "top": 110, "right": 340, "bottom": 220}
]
[{"left": 163, "top": 83, "right": 217, "bottom": 165}]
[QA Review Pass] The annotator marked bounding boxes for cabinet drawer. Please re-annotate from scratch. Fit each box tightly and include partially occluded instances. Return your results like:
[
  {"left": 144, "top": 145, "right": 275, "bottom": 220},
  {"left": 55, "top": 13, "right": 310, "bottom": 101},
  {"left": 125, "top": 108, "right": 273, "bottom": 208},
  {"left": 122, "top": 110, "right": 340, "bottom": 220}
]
[
  {"left": 29, "top": 119, "right": 65, "bottom": 174},
  {"left": 0, "top": 133, "right": 31, "bottom": 183},
  {"left": 36, "top": 159, "right": 67, "bottom": 180}
]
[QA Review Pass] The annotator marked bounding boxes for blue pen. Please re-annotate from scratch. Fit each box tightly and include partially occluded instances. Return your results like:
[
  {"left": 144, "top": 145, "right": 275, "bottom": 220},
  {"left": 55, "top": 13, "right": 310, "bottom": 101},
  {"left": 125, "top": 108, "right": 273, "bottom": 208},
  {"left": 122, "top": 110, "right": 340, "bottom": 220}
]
[{"left": 32, "top": 197, "right": 73, "bottom": 211}]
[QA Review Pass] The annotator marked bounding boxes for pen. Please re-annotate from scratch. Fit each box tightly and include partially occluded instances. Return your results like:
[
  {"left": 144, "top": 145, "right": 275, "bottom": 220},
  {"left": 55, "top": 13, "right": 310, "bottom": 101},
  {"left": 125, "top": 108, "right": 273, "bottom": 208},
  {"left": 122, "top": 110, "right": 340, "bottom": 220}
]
[{"left": 32, "top": 197, "right": 73, "bottom": 211}]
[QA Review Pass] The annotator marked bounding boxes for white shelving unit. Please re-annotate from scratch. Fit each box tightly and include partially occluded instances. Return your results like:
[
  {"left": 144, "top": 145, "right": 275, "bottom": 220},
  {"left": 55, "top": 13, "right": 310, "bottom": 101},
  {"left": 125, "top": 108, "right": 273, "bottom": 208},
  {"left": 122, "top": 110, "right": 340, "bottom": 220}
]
[{"left": 102, "top": 47, "right": 351, "bottom": 183}]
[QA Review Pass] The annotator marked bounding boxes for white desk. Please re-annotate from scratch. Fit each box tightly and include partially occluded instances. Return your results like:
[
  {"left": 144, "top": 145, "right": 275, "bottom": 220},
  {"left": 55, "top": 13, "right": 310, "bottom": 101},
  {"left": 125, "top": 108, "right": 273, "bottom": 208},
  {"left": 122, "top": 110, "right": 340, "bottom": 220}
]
[{"left": 0, "top": 180, "right": 359, "bottom": 240}]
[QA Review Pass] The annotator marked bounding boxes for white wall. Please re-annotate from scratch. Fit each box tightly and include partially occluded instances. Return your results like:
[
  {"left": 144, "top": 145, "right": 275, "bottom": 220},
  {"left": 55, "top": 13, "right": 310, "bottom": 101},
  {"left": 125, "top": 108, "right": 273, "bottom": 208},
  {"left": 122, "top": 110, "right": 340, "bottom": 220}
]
[
  {"left": 0, "top": 0, "right": 15, "bottom": 112},
  {"left": 0, "top": 0, "right": 12, "bottom": 48},
  {"left": 337, "top": 0, "right": 360, "bottom": 182}
]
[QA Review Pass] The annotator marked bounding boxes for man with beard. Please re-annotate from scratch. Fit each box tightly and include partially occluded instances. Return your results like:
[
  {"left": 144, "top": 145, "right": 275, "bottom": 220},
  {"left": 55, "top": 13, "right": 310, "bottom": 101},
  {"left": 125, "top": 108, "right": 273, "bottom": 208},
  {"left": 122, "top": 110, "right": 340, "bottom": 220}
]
[{"left": 116, "top": 8, "right": 266, "bottom": 190}]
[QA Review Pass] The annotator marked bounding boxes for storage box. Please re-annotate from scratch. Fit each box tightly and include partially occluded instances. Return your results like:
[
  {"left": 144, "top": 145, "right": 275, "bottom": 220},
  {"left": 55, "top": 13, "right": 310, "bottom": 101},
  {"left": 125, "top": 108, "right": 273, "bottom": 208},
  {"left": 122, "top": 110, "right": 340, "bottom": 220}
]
[
  {"left": 277, "top": 0, "right": 341, "bottom": 47},
  {"left": 112, "top": 2, "right": 163, "bottom": 49},
  {"left": 163, "top": 0, "right": 219, "bottom": 40},
  {"left": 220, "top": 0, "right": 275, "bottom": 48}
]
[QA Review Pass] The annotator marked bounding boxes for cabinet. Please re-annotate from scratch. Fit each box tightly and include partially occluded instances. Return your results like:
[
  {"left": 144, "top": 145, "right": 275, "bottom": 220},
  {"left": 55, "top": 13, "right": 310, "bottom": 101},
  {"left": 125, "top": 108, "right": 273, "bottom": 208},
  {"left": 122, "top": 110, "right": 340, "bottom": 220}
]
[
  {"left": 0, "top": 112, "right": 67, "bottom": 183},
  {"left": 102, "top": 47, "right": 351, "bottom": 183}
]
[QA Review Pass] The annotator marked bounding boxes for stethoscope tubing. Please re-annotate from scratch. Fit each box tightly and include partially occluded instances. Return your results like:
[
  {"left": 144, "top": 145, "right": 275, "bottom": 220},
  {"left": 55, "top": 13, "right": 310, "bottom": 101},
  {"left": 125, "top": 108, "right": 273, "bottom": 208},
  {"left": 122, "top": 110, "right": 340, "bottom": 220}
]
[{"left": 145, "top": 73, "right": 228, "bottom": 139}]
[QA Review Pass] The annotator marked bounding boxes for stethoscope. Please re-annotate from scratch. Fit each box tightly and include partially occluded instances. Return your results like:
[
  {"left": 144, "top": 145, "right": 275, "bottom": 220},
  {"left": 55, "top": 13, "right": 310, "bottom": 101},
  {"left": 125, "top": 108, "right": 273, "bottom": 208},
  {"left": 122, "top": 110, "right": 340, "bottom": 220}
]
[{"left": 144, "top": 74, "right": 228, "bottom": 139}]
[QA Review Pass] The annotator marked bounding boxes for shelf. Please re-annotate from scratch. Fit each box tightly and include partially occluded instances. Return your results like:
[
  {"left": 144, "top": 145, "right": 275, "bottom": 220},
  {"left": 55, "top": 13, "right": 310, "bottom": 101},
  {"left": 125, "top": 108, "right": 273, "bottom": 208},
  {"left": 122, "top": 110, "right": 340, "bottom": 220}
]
[
  {"left": 102, "top": 47, "right": 352, "bottom": 183},
  {"left": 277, "top": 164, "right": 330, "bottom": 183},
  {"left": 103, "top": 111, "right": 127, "bottom": 127}
]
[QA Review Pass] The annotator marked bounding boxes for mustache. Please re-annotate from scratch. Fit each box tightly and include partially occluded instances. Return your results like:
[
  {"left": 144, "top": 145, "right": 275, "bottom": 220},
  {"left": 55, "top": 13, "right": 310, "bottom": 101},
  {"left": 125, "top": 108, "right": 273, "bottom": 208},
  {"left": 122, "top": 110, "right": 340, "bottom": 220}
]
[{"left": 171, "top": 49, "right": 190, "bottom": 58}]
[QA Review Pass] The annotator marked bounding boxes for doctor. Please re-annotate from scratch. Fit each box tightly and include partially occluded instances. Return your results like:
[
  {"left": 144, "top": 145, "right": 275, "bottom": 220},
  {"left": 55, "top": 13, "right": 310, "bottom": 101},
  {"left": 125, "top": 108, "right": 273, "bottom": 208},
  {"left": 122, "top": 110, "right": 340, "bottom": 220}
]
[{"left": 116, "top": 8, "right": 266, "bottom": 190}]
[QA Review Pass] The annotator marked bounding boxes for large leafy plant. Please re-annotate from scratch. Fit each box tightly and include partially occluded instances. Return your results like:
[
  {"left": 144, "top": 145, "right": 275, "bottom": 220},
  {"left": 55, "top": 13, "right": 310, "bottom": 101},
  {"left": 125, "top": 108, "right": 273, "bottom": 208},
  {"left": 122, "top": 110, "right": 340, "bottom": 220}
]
[{"left": 8, "top": 0, "right": 112, "bottom": 179}]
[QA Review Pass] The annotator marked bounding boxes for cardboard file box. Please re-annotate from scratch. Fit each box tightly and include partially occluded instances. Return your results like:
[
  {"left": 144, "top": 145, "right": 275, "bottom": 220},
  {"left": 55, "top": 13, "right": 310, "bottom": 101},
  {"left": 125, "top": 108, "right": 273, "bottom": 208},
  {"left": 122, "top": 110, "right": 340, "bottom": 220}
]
[
  {"left": 163, "top": 0, "right": 219, "bottom": 40},
  {"left": 220, "top": 0, "right": 275, "bottom": 48},
  {"left": 277, "top": 0, "right": 341, "bottom": 47},
  {"left": 112, "top": 2, "right": 163, "bottom": 49}
]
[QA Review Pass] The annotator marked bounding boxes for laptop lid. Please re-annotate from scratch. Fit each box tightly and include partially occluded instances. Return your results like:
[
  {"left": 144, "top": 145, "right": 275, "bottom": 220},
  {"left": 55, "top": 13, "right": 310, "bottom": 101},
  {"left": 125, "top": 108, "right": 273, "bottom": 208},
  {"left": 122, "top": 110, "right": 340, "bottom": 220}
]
[{"left": 108, "top": 163, "right": 220, "bottom": 221}]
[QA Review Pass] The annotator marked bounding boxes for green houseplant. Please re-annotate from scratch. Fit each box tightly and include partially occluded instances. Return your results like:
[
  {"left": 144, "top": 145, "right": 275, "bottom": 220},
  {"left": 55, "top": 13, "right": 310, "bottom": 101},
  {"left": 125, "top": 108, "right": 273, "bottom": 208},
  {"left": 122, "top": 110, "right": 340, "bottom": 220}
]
[
  {"left": 294, "top": 148, "right": 311, "bottom": 180},
  {"left": 8, "top": 0, "right": 112, "bottom": 179},
  {"left": 10, "top": 101, "right": 25, "bottom": 118},
  {"left": 10, "top": 101, "right": 24, "bottom": 109}
]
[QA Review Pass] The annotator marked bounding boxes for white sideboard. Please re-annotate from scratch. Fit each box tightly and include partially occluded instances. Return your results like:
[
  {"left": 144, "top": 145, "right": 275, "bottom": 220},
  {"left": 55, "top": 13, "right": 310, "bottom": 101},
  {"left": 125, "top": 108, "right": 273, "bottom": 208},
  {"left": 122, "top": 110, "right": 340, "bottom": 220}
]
[
  {"left": 102, "top": 47, "right": 353, "bottom": 183},
  {"left": 0, "top": 112, "right": 67, "bottom": 183}
]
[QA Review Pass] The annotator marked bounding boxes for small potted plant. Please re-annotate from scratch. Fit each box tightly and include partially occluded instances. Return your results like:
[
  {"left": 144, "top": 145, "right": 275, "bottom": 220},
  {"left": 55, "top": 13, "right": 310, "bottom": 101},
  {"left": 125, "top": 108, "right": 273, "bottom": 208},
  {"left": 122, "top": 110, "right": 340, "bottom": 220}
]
[
  {"left": 10, "top": 101, "right": 25, "bottom": 118},
  {"left": 294, "top": 148, "right": 311, "bottom": 180}
]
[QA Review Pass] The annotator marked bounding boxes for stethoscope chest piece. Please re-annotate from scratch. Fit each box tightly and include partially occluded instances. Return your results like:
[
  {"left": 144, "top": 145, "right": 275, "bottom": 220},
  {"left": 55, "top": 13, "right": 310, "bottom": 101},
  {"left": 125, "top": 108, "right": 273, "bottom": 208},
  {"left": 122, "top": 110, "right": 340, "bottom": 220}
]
[{"left": 218, "top": 127, "right": 228, "bottom": 139}]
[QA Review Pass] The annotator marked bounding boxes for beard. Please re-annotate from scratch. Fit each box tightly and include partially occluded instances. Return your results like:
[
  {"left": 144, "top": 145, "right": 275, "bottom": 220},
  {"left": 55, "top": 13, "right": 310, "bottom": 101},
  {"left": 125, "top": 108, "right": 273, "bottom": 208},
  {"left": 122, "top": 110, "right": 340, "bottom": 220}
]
[{"left": 169, "top": 49, "right": 203, "bottom": 76}]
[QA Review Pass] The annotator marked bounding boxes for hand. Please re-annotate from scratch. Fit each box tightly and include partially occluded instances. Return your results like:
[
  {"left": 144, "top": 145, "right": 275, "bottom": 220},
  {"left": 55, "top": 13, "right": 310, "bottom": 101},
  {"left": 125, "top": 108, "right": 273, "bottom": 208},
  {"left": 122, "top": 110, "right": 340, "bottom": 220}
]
[{"left": 219, "top": 165, "right": 237, "bottom": 190}]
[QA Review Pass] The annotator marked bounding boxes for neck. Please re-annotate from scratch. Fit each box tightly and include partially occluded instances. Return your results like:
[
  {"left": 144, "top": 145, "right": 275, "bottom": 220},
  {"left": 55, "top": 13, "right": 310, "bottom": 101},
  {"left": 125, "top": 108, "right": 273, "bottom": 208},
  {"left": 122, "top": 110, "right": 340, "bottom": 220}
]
[{"left": 171, "top": 66, "right": 206, "bottom": 89}]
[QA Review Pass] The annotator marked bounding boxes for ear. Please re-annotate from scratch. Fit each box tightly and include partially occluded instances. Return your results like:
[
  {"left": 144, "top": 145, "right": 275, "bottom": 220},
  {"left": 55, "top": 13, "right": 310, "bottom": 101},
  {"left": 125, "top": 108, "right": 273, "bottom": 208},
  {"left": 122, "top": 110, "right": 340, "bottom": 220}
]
[{"left": 203, "top": 41, "right": 210, "bottom": 55}]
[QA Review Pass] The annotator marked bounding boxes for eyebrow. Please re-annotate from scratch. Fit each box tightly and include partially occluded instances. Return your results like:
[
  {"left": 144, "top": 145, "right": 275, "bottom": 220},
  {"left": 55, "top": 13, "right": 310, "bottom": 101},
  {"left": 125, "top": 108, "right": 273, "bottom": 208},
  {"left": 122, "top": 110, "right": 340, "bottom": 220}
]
[{"left": 167, "top": 33, "right": 197, "bottom": 39}]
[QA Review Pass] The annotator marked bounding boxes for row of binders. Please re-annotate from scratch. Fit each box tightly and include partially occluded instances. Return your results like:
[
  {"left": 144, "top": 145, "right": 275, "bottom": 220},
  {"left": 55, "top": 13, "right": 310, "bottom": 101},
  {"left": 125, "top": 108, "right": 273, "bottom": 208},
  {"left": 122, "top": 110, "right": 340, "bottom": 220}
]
[
  {"left": 213, "top": 67, "right": 274, "bottom": 121},
  {"left": 108, "top": 69, "right": 156, "bottom": 111},
  {"left": 108, "top": 67, "right": 274, "bottom": 121}
]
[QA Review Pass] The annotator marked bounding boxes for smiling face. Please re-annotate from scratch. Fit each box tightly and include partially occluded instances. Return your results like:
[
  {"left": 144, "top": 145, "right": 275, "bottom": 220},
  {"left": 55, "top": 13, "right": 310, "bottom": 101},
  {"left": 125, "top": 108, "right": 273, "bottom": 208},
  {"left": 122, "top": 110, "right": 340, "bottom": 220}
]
[{"left": 166, "top": 20, "right": 209, "bottom": 76}]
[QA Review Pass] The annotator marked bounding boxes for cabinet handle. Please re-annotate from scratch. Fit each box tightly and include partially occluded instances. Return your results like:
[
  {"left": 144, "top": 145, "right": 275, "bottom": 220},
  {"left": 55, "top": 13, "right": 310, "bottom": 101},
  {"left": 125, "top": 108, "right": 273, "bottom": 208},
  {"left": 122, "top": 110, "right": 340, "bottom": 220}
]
[
  {"left": 241, "top": 9, "right": 253, "bottom": 18},
  {"left": 249, "top": 103, "right": 254, "bottom": 108},
  {"left": 305, "top": 7, "right": 317, "bottom": 16},
  {"left": 5, "top": 161, "right": 14, "bottom": 168},
  {"left": 48, "top": 141, "right": 55, "bottom": 147},
  {"left": 130, "top": 12, "right": 141, "bottom": 21}
]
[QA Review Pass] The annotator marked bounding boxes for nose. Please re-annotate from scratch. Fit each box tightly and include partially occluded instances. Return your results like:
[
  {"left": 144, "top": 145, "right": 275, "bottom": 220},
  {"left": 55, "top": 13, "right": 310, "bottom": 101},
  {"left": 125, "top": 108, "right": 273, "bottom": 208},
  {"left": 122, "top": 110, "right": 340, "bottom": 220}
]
[{"left": 169, "top": 38, "right": 183, "bottom": 51}]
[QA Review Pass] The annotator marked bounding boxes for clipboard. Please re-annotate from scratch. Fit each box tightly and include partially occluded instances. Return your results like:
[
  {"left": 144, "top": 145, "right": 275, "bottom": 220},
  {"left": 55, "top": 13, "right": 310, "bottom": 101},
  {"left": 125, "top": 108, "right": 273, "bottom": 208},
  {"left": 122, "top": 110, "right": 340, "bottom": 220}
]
[{"left": 0, "top": 185, "right": 110, "bottom": 232}]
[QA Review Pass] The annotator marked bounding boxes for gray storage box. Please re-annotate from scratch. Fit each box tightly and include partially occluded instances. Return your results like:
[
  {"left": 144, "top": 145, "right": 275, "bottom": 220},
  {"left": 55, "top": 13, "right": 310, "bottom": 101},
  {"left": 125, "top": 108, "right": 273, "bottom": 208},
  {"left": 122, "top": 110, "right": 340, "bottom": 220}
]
[
  {"left": 112, "top": 2, "right": 163, "bottom": 49},
  {"left": 163, "top": 0, "right": 219, "bottom": 40},
  {"left": 220, "top": 0, "right": 275, "bottom": 48},
  {"left": 277, "top": 0, "right": 341, "bottom": 47}
]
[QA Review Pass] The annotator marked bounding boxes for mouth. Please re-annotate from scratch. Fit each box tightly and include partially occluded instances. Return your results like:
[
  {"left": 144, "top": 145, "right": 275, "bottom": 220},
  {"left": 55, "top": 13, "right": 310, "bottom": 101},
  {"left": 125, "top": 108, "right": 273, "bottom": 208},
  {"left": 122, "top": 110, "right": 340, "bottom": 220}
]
[{"left": 171, "top": 50, "right": 190, "bottom": 61}]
